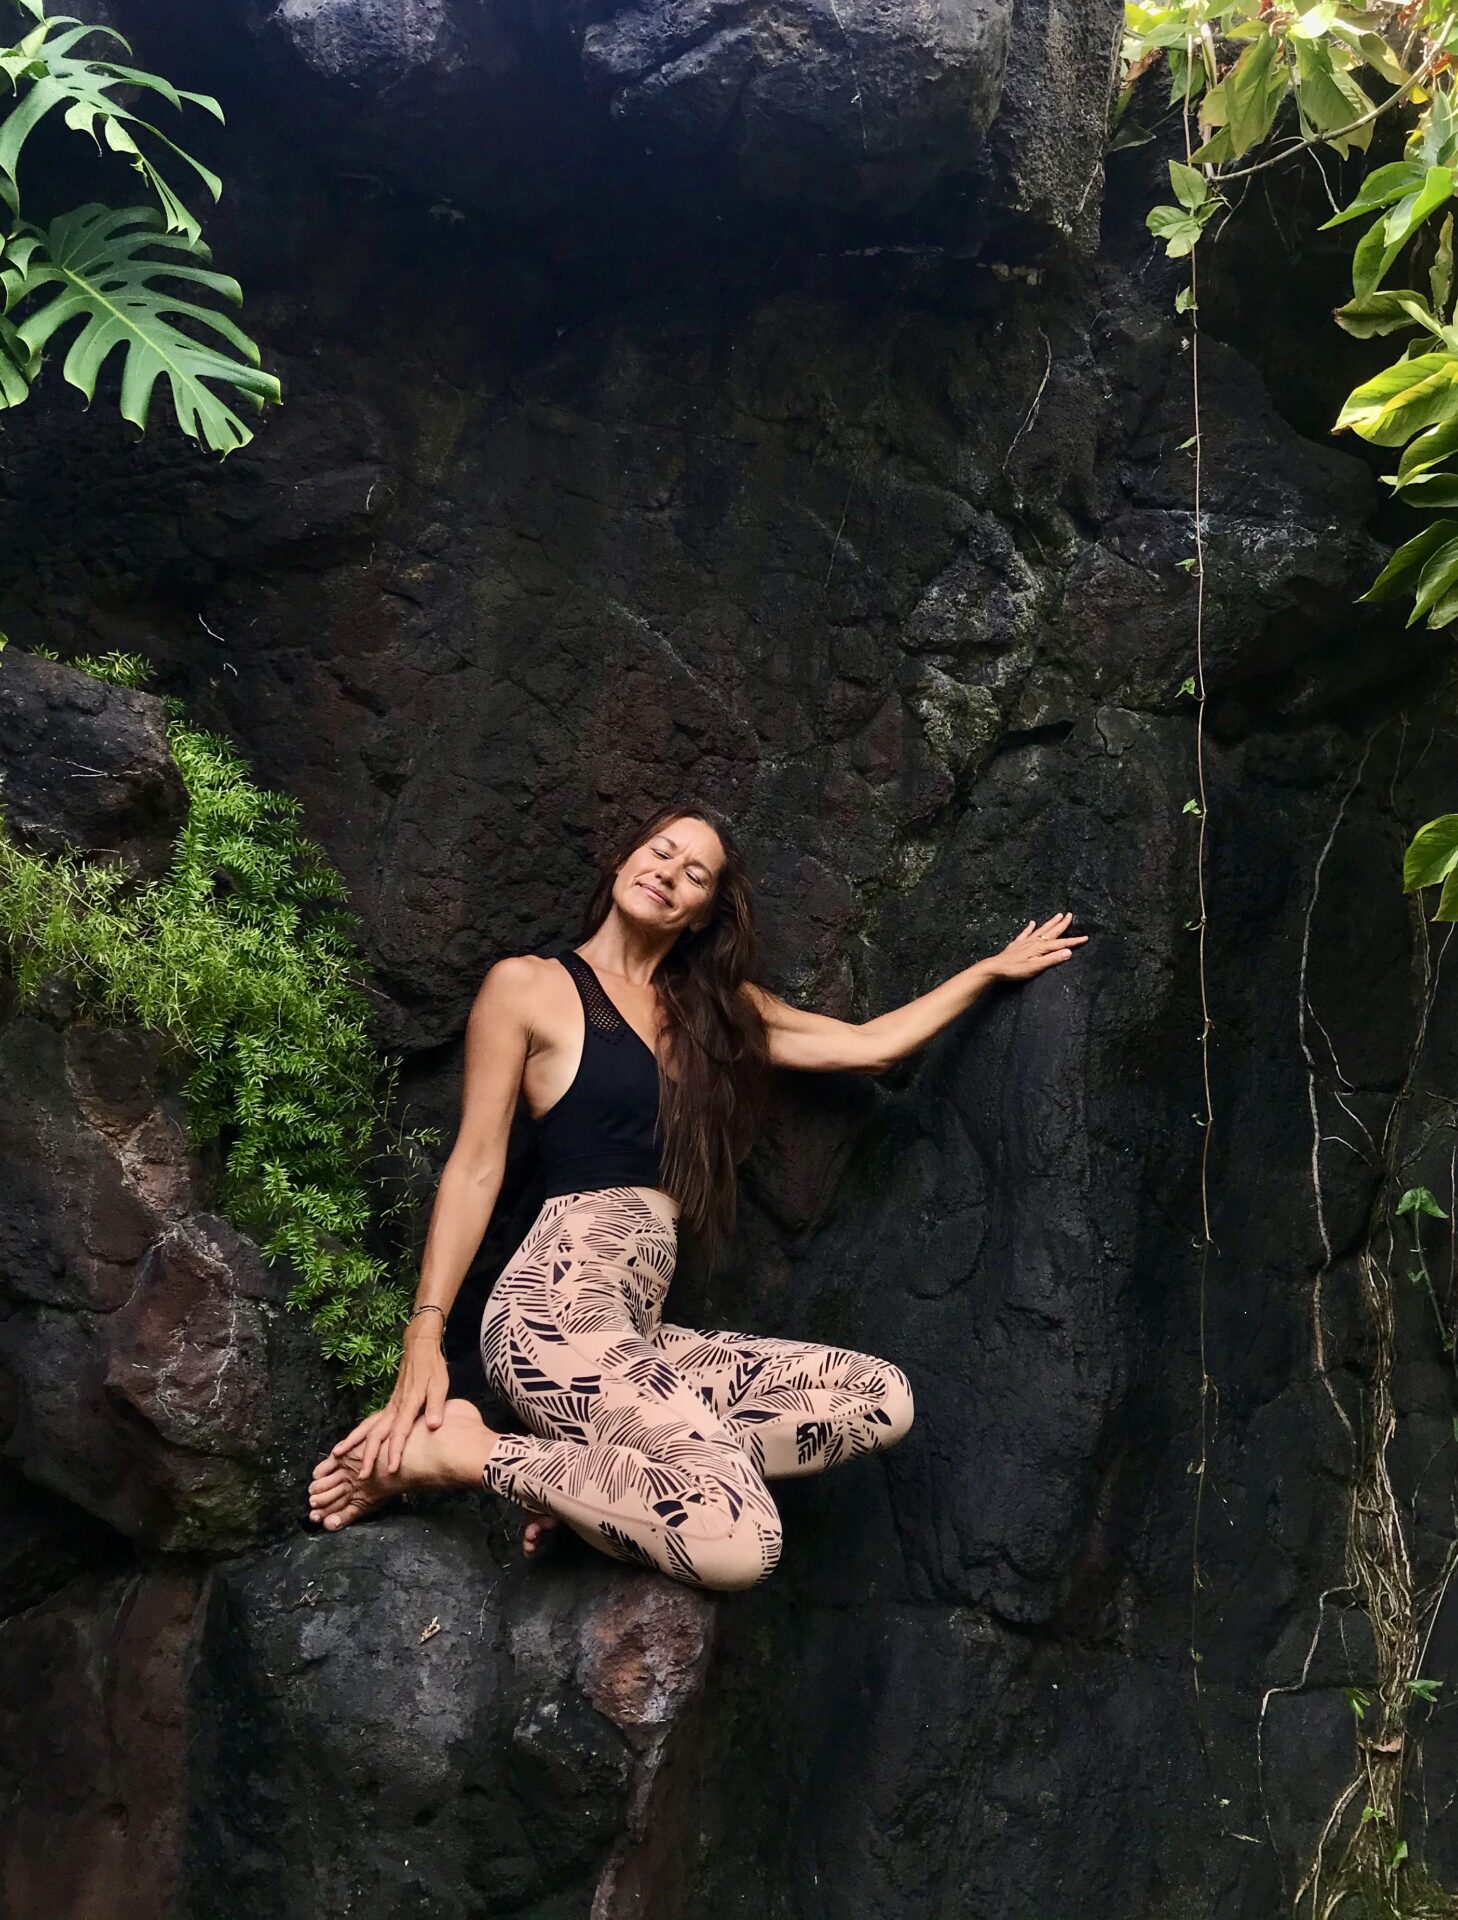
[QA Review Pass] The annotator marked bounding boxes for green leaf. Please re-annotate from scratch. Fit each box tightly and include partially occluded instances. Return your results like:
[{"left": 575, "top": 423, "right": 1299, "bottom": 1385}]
[
  {"left": 1166, "top": 55, "right": 1208, "bottom": 109},
  {"left": 1433, "top": 213, "right": 1455, "bottom": 318},
  {"left": 1383, "top": 167, "right": 1454, "bottom": 253},
  {"left": 1175, "top": 285, "right": 1198, "bottom": 313},
  {"left": 1321, "top": 161, "right": 1423, "bottom": 231},
  {"left": 1410, "top": 531, "right": 1458, "bottom": 625},
  {"left": 1183, "top": 798, "right": 1202, "bottom": 814},
  {"left": 1169, "top": 159, "right": 1208, "bottom": 210},
  {"left": 4, "top": 204, "right": 279, "bottom": 454},
  {"left": 1358, "top": 519, "right": 1458, "bottom": 601},
  {"left": 0, "top": 14, "right": 223, "bottom": 237},
  {"left": 1189, "top": 125, "right": 1235, "bottom": 166},
  {"left": 1352, "top": 29, "right": 1409, "bottom": 87},
  {"left": 1336, "top": 352, "right": 1458, "bottom": 444},
  {"left": 1333, "top": 289, "right": 1445, "bottom": 339},
  {"left": 1396, "top": 415, "right": 1458, "bottom": 480},
  {"left": 1352, "top": 212, "right": 1409, "bottom": 299},
  {"left": 1109, "top": 114, "right": 1156, "bottom": 153},
  {"left": 1397, "top": 1185, "right": 1449, "bottom": 1218},
  {"left": 1197, "top": 32, "right": 1287, "bottom": 164},
  {"left": 1421, "top": 86, "right": 1458, "bottom": 171},
  {"left": 1147, "top": 204, "right": 1206, "bottom": 257},
  {"left": 0, "top": 302, "right": 36, "bottom": 405},
  {"left": 1225, "top": 32, "right": 1287, "bottom": 159},
  {"left": 1290, "top": 1, "right": 1337, "bottom": 37},
  {"left": 1405, "top": 814, "right": 1458, "bottom": 891},
  {"left": 1407, "top": 1677, "right": 1444, "bottom": 1700},
  {"left": 1385, "top": 471, "right": 1458, "bottom": 506},
  {"left": 1293, "top": 36, "right": 1373, "bottom": 155}
]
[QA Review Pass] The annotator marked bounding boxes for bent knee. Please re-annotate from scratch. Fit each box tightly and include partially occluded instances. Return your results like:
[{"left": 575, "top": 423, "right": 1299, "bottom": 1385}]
[
  {"left": 691, "top": 1511, "right": 782, "bottom": 1593},
  {"left": 877, "top": 1363, "right": 915, "bottom": 1447}
]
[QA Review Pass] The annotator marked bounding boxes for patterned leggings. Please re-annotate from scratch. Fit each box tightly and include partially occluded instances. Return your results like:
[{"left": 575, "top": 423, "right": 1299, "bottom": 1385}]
[{"left": 479, "top": 1185, "right": 914, "bottom": 1591}]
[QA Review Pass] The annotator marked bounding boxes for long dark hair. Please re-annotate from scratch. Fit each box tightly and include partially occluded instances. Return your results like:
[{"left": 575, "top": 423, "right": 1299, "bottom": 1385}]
[{"left": 581, "top": 802, "right": 769, "bottom": 1256}]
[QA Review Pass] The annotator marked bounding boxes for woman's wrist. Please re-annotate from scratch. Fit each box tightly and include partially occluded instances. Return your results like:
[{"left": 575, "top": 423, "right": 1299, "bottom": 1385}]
[{"left": 404, "top": 1306, "right": 446, "bottom": 1345}]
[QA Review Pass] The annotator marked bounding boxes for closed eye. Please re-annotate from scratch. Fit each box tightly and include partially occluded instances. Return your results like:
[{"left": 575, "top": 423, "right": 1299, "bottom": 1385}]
[{"left": 651, "top": 840, "right": 712, "bottom": 888}]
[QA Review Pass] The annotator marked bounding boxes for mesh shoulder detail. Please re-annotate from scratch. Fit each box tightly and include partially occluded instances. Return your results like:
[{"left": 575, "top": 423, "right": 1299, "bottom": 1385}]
[{"left": 561, "top": 952, "right": 630, "bottom": 1041}]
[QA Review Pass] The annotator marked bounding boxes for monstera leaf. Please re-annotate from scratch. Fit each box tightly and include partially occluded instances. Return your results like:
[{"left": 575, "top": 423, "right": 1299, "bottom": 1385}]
[
  {"left": 0, "top": 233, "right": 35, "bottom": 402},
  {"left": 0, "top": 7, "right": 223, "bottom": 239},
  {"left": 3, "top": 203, "right": 280, "bottom": 453}
]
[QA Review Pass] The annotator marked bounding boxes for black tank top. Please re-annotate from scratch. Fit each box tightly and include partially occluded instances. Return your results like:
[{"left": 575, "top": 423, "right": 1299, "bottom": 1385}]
[{"left": 534, "top": 951, "right": 666, "bottom": 1199}]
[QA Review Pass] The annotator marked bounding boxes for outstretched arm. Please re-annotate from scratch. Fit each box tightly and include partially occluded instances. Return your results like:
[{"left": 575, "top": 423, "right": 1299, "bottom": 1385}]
[
  {"left": 746, "top": 913, "right": 1086, "bottom": 1075},
  {"left": 332, "top": 955, "right": 534, "bottom": 1475}
]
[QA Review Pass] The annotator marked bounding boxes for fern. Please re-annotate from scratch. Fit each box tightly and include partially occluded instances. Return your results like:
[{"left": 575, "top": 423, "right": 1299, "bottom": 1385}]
[{"left": 0, "top": 651, "right": 422, "bottom": 1391}]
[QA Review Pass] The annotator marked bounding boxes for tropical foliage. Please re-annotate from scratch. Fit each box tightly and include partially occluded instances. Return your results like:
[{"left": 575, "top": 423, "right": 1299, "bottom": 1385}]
[
  {"left": 0, "top": 0, "right": 277, "bottom": 450},
  {"left": 0, "top": 652, "right": 419, "bottom": 1390},
  {"left": 1123, "top": 0, "right": 1458, "bottom": 629}
]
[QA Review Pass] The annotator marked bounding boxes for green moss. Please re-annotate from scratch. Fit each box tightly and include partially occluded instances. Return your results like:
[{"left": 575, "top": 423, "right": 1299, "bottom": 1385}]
[{"left": 0, "top": 650, "right": 416, "bottom": 1391}]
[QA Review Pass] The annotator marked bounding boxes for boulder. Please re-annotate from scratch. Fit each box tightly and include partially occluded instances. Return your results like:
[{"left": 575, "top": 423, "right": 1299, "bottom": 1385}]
[
  {"left": 0, "top": 649, "right": 187, "bottom": 881},
  {"left": 180, "top": 1514, "right": 714, "bottom": 1919},
  {"left": 0, "top": 660, "right": 335, "bottom": 1551},
  {"left": 107, "top": 0, "right": 1120, "bottom": 239},
  {"left": 0, "top": 1012, "right": 332, "bottom": 1550}
]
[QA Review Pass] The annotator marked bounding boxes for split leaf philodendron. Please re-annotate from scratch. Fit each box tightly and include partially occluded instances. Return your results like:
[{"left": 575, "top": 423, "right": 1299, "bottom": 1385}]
[{"left": 0, "top": 0, "right": 279, "bottom": 450}]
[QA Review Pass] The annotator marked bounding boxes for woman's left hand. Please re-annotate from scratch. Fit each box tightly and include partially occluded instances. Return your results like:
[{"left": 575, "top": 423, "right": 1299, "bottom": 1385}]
[{"left": 985, "top": 912, "right": 1087, "bottom": 982}]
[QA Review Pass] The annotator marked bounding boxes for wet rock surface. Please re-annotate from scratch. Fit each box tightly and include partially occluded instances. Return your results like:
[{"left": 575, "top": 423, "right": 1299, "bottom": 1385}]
[{"left": 2, "top": 2, "right": 1458, "bottom": 1916}]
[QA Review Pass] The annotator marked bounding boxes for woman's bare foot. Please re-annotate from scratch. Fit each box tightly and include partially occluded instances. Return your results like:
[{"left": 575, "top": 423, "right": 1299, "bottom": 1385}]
[
  {"left": 523, "top": 1512, "right": 559, "bottom": 1558},
  {"left": 307, "top": 1399, "right": 497, "bottom": 1532}
]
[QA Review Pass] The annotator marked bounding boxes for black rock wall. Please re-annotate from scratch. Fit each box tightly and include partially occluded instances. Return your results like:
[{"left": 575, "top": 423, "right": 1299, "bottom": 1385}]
[{"left": 3, "top": 2, "right": 1458, "bottom": 1915}]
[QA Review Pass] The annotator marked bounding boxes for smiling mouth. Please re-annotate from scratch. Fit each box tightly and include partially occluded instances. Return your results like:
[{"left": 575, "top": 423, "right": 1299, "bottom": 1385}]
[{"left": 637, "top": 882, "right": 669, "bottom": 905}]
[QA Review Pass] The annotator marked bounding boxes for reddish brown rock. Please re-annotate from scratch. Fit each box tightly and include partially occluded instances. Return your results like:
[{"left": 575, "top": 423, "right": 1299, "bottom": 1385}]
[
  {"left": 0, "top": 1008, "right": 331, "bottom": 1552},
  {"left": 0, "top": 1564, "right": 206, "bottom": 1920},
  {"left": 578, "top": 1582, "right": 715, "bottom": 1920}
]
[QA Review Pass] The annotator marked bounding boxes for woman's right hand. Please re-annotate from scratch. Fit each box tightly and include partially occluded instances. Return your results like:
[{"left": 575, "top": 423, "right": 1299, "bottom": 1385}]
[{"left": 331, "top": 1320, "right": 451, "bottom": 1478}]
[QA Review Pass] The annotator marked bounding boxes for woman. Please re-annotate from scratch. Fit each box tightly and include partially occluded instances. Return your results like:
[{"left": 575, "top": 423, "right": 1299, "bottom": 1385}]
[{"left": 306, "top": 805, "right": 1085, "bottom": 1591}]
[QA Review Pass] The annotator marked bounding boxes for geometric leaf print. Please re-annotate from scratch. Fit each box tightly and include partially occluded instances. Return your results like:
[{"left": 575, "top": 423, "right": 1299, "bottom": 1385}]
[{"left": 478, "top": 1185, "right": 913, "bottom": 1591}]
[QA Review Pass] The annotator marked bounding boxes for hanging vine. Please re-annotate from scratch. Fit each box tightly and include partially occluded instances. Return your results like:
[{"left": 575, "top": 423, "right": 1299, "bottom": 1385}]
[{"left": 1121, "top": 2, "right": 1458, "bottom": 1909}]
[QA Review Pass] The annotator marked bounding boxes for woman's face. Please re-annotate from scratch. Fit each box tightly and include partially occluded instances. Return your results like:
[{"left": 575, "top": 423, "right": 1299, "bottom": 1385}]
[{"left": 613, "top": 815, "right": 726, "bottom": 936}]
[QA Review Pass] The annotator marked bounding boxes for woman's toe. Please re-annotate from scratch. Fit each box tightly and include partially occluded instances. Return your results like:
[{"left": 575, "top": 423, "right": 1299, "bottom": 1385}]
[{"left": 523, "top": 1516, "right": 558, "bottom": 1557}]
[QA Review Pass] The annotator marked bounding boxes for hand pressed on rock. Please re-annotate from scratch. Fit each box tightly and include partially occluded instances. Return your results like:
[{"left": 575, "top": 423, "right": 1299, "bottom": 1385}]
[{"left": 985, "top": 911, "right": 1087, "bottom": 983}]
